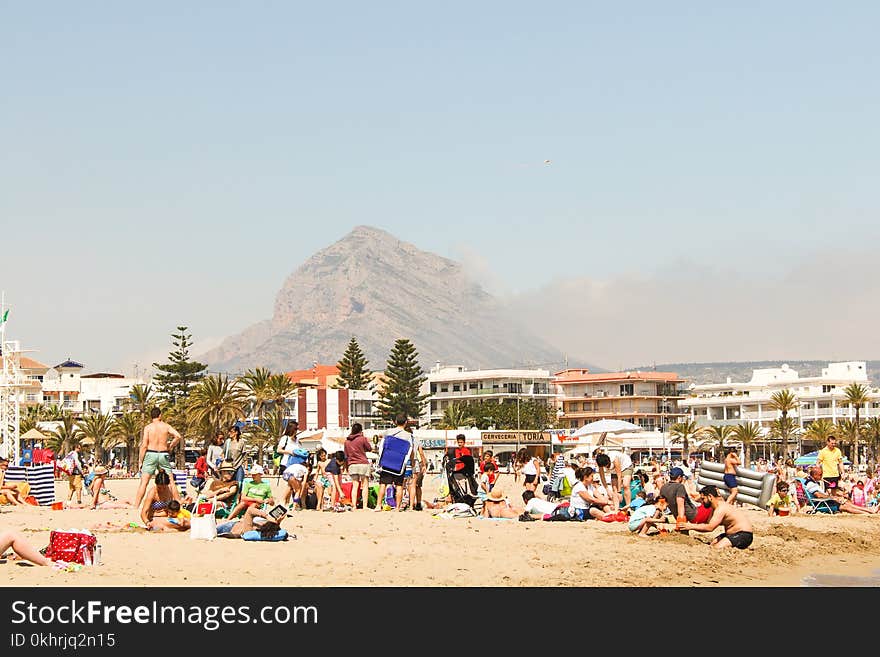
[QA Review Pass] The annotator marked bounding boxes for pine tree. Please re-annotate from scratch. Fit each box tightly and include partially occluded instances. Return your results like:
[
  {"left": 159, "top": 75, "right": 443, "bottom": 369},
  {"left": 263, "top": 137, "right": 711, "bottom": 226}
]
[
  {"left": 376, "top": 338, "right": 428, "bottom": 421},
  {"left": 152, "top": 326, "right": 208, "bottom": 404},
  {"left": 334, "top": 337, "right": 373, "bottom": 390}
]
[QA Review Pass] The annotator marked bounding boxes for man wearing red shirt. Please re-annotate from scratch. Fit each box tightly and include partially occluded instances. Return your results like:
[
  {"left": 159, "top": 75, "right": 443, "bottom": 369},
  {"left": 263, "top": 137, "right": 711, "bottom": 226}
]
[{"left": 453, "top": 434, "right": 471, "bottom": 471}]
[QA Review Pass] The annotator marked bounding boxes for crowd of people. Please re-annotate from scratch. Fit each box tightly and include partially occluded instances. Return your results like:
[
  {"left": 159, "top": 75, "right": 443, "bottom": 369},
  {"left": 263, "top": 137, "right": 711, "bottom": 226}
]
[{"left": 4, "top": 414, "right": 880, "bottom": 566}]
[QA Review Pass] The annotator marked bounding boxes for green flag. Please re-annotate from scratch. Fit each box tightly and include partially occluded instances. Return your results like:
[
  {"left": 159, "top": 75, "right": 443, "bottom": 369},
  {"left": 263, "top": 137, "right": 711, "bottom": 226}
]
[{"left": 0, "top": 309, "right": 7, "bottom": 324}]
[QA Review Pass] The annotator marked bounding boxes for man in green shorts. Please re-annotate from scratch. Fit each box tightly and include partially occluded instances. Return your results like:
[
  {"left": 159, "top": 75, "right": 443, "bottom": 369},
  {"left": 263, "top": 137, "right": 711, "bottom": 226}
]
[{"left": 134, "top": 407, "right": 183, "bottom": 509}]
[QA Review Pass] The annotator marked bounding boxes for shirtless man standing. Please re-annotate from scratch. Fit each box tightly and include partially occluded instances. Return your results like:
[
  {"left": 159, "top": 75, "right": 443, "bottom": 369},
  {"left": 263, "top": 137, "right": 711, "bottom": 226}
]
[
  {"left": 723, "top": 448, "right": 741, "bottom": 506},
  {"left": 679, "top": 484, "right": 754, "bottom": 550},
  {"left": 133, "top": 407, "right": 182, "bottom": 509}
]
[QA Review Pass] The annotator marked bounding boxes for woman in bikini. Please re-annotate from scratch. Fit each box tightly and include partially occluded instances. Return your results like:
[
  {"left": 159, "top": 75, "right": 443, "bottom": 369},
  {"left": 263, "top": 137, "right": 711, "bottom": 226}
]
[
  {"left": 86, "top": 466, "right": 133, "bottom": 509},
  {"left": 139, "top": 470, "right": 178, "bottom": 525}
]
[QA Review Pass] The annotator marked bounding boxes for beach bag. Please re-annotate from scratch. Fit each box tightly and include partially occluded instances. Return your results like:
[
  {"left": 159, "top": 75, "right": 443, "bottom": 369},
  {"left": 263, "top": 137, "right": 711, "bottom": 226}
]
[
  {"left": 190, "top": 513, "right": 217, "bottom": 541},
  {"left": 190, "top": 476, "right": 206, "bottom": 491},
  {"left": 44, "top": 530, "right": 97, "bottom": 564},
  {"left": 56, "top": 456, "right": 76, "bottom": 476}
]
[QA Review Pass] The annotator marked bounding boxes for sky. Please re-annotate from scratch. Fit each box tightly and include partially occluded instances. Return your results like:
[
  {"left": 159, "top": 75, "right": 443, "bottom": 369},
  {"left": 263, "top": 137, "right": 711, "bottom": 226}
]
[{"left": 2, "top": 2, "right": 879, "bottom": 375}]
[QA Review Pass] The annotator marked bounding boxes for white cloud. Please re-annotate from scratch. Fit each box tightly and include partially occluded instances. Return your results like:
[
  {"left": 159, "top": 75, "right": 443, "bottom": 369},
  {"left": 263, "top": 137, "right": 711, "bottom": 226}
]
[{"left": 512, "top": 249, "right": 879, "bottom": 368}]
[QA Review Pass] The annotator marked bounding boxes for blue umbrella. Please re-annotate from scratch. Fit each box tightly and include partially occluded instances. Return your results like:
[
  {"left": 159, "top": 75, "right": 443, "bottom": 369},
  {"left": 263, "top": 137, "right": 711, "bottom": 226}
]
[{"left": 794, "top": 450, "right": 851, "bottom": 466}]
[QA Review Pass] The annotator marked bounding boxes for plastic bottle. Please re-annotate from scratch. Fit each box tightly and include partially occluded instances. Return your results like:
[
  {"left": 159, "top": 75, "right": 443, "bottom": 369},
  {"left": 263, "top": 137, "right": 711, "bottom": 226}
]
[{"left": 94, "top": 545, "right": 102, "bottom": 566}]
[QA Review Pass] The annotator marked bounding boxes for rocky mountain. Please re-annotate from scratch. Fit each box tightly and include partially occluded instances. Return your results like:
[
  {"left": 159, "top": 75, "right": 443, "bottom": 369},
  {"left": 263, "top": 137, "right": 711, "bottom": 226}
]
[{"left": 200, "top": 226, "right": 573, "bottom": 374}]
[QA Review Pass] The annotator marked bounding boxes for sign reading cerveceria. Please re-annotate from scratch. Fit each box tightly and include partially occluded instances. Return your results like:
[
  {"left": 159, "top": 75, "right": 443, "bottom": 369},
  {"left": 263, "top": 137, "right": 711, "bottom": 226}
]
[{"left": 480, "top": 431, "right": 550, "bottom": 445}]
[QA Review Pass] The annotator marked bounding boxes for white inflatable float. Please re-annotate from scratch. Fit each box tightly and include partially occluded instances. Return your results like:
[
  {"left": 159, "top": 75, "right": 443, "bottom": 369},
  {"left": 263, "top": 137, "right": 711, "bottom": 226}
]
[{"left": 696, "top": 461, "right": 776, "bottom": 508}]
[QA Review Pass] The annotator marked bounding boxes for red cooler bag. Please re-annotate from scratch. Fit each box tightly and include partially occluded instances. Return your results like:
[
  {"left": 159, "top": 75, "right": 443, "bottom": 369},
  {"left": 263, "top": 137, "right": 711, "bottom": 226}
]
[{"left": 44, "top": 531, "right": 97, "bottom": 564}]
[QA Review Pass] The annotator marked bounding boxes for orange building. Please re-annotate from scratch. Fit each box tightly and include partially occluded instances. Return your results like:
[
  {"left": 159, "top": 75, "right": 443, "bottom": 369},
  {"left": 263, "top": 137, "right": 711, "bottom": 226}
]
[
  {"left": 554, "top": 369, "right": 688, "bottom": 432},
  {"left": 285, "top": 363, "right": 341, "bottom": 389}
]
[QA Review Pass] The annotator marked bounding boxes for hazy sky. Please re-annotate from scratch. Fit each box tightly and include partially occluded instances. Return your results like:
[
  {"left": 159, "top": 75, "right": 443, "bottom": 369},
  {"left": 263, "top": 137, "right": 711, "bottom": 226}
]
[{"left": 2, "top": 3, "right": 879, "bottom": 374}]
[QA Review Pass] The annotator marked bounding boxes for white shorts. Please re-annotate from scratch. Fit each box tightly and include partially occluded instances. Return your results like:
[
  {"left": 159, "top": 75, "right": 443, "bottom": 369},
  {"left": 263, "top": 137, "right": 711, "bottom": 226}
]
[{"left": 283, "top": 464, "right": 308, "bottom": 482}]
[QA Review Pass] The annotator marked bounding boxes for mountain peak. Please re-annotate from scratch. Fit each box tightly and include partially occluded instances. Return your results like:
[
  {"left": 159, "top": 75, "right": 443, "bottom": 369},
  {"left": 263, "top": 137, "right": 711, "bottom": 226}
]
[{"left": 199, "top": 227, "right": 565, "bottom": 373}]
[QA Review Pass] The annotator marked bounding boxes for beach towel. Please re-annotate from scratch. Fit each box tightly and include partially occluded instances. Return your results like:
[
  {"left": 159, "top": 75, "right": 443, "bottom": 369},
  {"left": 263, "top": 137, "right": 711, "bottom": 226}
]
[{"left": 172, "top": 470, "right": 188, "bottom": 498}]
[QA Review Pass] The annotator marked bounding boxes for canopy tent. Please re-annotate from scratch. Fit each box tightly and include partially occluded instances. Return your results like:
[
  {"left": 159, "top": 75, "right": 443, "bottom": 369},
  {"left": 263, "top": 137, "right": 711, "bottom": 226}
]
[{"left": 571, "top": 419, "right": 643, "bottom": 438}]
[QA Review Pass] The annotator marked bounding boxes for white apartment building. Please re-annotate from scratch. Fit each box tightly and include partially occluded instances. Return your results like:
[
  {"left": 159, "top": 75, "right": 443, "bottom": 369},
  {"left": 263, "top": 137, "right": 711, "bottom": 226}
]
[
  {"left": 41, "top": 359, "right": 145, "bottom": 416},
  {"left": 679, "top": 361, "right": 880, "bottom": 428},
  {"left": 422, "top": 363, "right": 555, "bottom": 426}
]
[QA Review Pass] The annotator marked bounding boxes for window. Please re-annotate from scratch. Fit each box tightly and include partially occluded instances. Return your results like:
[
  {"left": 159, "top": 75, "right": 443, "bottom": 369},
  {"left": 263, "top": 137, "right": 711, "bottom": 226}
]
[
  {"left": 570, "top": 420, "right": 579, "bottom": 429},
  {"left": 430, "top": 383, "right": 437, "bottom": 394},
  {"left": 469, "top": 383, "right": 478, "bottom": 390},
  {"left": 440, "top": 385, "right": 448, "bottom": 393},
  {"left": 620, "top": 384, "right": 634, "bottom": 397},
  {"left": 583, "top": 402, "right": 592, "bottom": 411},
  {"left": 822, "top": 385, "right": 836, "bottom": 393},
  {"left": 452, "top": 384, "right": 460, "bottom": 392}
]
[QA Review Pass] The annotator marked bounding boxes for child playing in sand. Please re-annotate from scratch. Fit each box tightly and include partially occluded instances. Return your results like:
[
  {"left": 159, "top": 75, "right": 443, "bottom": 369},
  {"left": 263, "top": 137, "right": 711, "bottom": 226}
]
[
  {"left": 148, "top": 500, "right": 191, "bottom": 532},
  {"left": 628, "top": 495, "right": 668, "bottom": 536},
  {"left": 766, "top": 481, "right": 796, "bottom": 516},
  {"left": 850, "top": 480, "right": 867, "bottom": 507}
]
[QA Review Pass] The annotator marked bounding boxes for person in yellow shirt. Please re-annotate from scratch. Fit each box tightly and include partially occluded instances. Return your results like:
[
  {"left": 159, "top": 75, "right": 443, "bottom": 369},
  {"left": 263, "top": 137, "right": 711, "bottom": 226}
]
[
  {"left": 817, "top": 436, "right": 845, "bottom": 491},
  {"left": 766, "top": 481, "right": 797, "bottom": 516}
]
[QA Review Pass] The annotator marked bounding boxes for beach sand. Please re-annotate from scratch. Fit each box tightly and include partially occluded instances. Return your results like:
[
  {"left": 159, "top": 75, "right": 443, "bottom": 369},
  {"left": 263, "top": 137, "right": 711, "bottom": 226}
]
[{"left": 3, "top": 473, "right": 880, "bottom": 587}]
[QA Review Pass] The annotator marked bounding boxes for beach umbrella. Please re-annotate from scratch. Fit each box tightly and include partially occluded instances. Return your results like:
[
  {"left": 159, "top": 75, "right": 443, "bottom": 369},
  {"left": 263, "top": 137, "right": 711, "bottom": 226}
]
[
  {"left": 794, "top": 450, "right": 851, "bottom": 467},
  {"left": 572, "top": 419, "right": 642, "bottom": 446}
]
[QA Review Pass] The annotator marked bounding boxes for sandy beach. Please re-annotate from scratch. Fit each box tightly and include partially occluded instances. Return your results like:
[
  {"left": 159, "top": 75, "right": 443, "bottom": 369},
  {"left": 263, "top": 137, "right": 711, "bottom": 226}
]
[{"left": 3, "top": 473, "right": 880, "bottom": 587}]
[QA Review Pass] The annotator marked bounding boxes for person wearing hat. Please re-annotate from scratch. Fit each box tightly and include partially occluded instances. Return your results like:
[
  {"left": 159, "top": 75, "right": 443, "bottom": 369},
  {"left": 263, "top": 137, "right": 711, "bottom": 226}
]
[
  {"left": 657, "top": 466, "right": 712, "bottom": 527},
  {"left": 201, "top": 460, "right": 239, "bottom": 508},
  {"left": 88, "top": 465, "right": 129, "bottom": 510},
  {"left": 0, "top": 456, "right": 28, "bottom": 506},
  {"left": 481, "top": 488, "right": 523, "bottom": 519},
  {"left": 226, "top": 463, "right": 275, "bottom": 520}
]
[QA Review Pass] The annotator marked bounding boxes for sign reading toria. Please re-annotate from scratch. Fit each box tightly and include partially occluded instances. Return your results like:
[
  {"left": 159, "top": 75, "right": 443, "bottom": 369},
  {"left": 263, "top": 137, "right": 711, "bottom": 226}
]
[{"left": 480, "top": 431, "right": 550, "bottom": 445}]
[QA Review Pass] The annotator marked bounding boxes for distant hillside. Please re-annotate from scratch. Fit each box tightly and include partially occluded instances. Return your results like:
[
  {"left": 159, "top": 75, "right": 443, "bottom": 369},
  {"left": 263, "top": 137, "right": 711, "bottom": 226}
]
[
  {"left": 636, "top": 361, "right": 880, "bottom": 385},
  {"left": 200, "top": 226, "right": 588, "bottom": 373}
]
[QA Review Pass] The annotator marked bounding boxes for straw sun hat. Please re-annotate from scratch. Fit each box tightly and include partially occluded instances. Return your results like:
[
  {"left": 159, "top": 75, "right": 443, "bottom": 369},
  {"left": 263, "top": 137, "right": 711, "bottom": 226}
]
[
  {"left": 92, "top": 465, "right": 109, "bottom": 476},
  {"left": 488, "top": 488, "right": 505, "bottom": 501},
  {"left": 218, "top": 460, "right": 236, "bottom": 472}
]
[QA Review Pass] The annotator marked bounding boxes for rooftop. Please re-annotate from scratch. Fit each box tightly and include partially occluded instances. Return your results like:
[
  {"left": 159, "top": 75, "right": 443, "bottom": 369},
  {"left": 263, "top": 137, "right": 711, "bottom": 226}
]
[
  {"left": 55, "top": 359, "right": 85, "bottom": 369},
  {"left": 554, "top": 369, "right": 684, "bottom": 384}
]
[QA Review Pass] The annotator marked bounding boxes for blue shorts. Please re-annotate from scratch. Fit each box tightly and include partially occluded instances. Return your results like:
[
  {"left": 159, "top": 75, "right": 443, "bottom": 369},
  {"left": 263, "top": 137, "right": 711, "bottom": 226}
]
[{"left": 723, "top": 473, "right": 738, "bottom": 489}]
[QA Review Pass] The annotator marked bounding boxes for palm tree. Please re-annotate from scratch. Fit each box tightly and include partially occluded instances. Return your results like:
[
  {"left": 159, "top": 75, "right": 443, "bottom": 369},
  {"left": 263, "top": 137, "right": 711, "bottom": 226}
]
[
  {"left": 20, "top": 406, "right": 43, "bottom": 435},
  {"left": 769, "top": 389, "right": 798, "bottom": 460},
  {"left": 243, "top": 411, "right": 283, "bottom": 465},
  {"left": 703, "top": 424, "right": 736, "bottom": 454},
  {"left": 49, "top": 412, "right": 80, "bottom": 455},
  {"left": 767, "top": 417, "right": 799, "bottom": 463},
  {"left": 439, "top": 402, "right": 473, "bottom": 429},
  {"left": 239, "top": 367, "right": 272, "bottom": 432},
  {"left": 862, "top": 417, "right": 880, "bottom": 469},
  {"left": 668, "top": 419, "right": 702, "bottom": 461},
  {"left": 266, "top": 373, "right": 297, "bottom": 425},
  {"left": 840, "top": 383, "right": 870, "bottom": 467},
  {"left": 732, "top": 421, "right": 762, "bottom": 466},
  {"left": 188, "top": 374, "right": 249, "bottom": 440},
  {"left": 111, "top": 412, "right": 143, "bottom": 470},
  {"left": 836, "top": 419, "right": 858, "bottom": 462},
  {"left": 42, "top": 404, "right": 63, "bottom": 421},
  {"left": 128, "top": 384, "right": 154, "bottom": 421},
  {"left": 804, "top": 418, "right": 835, "bottom": 452},
  {"left": 78, "top": 412, "right": 115, "bottom": 464}
]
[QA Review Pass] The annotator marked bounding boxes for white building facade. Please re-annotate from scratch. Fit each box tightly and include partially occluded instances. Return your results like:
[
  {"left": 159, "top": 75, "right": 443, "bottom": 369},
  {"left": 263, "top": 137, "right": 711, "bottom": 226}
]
[
  {"left": 679, "top": 361, "right": 880, "bottom": 429},
  {"left": 421, "top": 363, "right": 555, "bottom": 426}
]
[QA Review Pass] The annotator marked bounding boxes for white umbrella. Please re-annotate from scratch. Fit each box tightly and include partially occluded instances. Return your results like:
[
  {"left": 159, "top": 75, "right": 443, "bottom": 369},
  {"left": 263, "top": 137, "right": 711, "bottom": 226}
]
[{"left": 572, "top": 419, "right": 642, "bottom": 438}]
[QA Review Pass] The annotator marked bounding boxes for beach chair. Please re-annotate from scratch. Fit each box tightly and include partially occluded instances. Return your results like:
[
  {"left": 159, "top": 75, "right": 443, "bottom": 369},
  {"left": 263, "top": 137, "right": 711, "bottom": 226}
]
[{"left": 794, "top": 478, "right": 838, "bottom": 514}]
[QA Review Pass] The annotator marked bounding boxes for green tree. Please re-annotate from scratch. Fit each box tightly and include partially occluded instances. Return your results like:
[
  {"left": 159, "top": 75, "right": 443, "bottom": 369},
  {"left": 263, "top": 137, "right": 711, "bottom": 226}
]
[
  {"left": 49, "top": 412, "right": 80, "bottom": 456},
  {"left": 188, "top": 375, "right": 249, "bottom": 441},
  {"left": 767, "top": 416, "right": 799, "bottom": 462},
  {"left": 804, "top": 418, "right": 835, "bottom": 451},
  {"left": 152, "top": 326, "right": 207, "bottom": 404},
  {"left": 111, "top": 412, "right": 144, "bottom": 471},
  {"left": 239, "top": 367, "right": 272, "bottom": 428},
  {"left": 840, "top": 383, "right": 870, "bottom": 466},
  {"left": 861, "top": 417, "right": 880, "bottom": 468},
  {"left": 701, "top": 424, "right": 736, "bottom": 456},
  {"left": 78, "top": 412, "right": 115, "bottom": 464},
  {"left": 266, "top": 373, "right": 297, "bottom": 426},
  {"left": 334, "top": 337, "right": 373, "bottom": 390},
  {"left": 769, "top": 389, "right": 798, "bottom": 461},
  {"left": 376, "top": 339, "right": 428, "bottom": 421},
  {"left": 439, "top": 401, "right": 473, "bottom": 429},
  {"left": 732, "top": 421, "right": 762, "bottom": 466},
  {"left": 128, "top": 384, "right": 154, "bottom": 420},
  {"left": 669, "top": 419, "right": 702, "bottom": 461}
]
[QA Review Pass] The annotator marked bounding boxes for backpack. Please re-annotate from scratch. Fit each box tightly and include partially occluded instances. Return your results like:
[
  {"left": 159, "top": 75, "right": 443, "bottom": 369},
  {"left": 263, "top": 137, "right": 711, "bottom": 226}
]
[{"left": 56, "top": 456, "right": 76, "bottom": 475}]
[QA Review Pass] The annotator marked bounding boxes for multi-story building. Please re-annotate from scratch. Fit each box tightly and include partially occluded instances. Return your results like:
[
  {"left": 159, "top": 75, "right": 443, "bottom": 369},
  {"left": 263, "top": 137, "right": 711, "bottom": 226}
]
[
  {"left": 0, "top": 354, "right": 50, "bottom": 408},
  {"left": 41, "top": 359, "right": 145, "bottom": 416},
  {"left": 285, "top": 363, "right": 381, "bottom": 430},
  {"left": 679, "top": 361, "right": 880, "bottom": 429},
  {"left": 422, "top": 363, "right": 555, "bottom": 427},
  {"left": 554, "top": 369, "right": 688, "bottom": 431}
]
